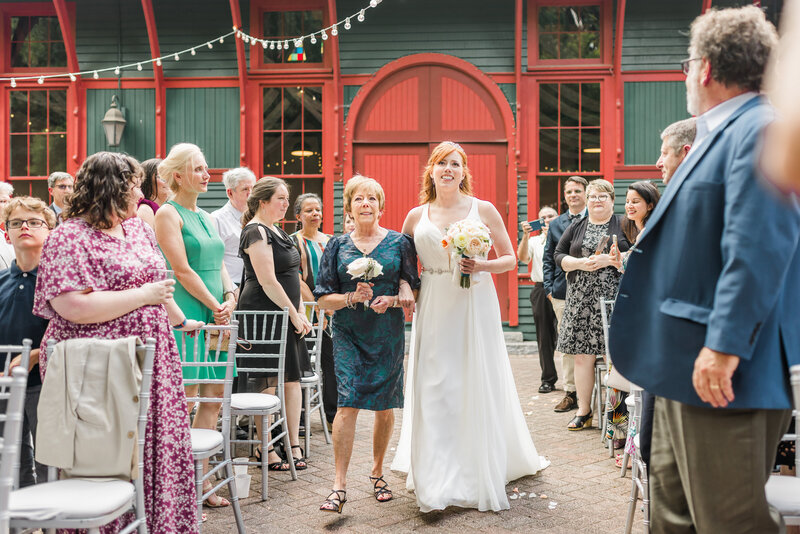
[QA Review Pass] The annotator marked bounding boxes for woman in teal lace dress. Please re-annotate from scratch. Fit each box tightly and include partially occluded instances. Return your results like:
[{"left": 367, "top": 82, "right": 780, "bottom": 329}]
[
  {"left": 155, "top": 143, "right": 237, "bottom": 508},
  {"left": 314, "top": 175, "right": 418, "bottom": 514}
]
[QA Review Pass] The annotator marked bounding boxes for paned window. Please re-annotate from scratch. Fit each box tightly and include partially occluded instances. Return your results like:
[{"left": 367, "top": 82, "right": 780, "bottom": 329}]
[
  {"left": 262, "top": 86, "right": 323, "bottom": 227},
  {"left": 9, "top": 89, "right": 67, "bottom": 178},
  {"left": 537, "top": 6, "right": 600, "bottom": 60},
  {"left": 262, "top": 10, "right": 324, "bottom": 64},
  {"left": 10, "top": 16, "right": 66, "bottom": 69},
  {"left": 537, "top": 82, "right": 601, "bottom": 211}
]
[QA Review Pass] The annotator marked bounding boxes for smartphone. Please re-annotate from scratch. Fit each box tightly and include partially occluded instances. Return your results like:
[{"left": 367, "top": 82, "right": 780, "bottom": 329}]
[
  {"left": 594, "top": 235, "right": 610, "bottom": 255},
  {"left": 526, "top": 218, "right": 545, "bottom": 232}
]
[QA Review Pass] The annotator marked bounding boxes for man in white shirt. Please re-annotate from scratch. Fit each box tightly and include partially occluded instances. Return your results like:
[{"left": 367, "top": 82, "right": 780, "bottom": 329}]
[
  {"left": 518, "top": 206, "right": 559, "bottom": 393},
  {"left": 211, "top": 167, "right": 256, "bottom": 288}
]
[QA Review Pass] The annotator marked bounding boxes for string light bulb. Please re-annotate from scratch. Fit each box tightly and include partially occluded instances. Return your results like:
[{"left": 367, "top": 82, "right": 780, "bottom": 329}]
[
  {"left": 190, "top": 48, "right": 196, "bottom": 55},
  {"left": 114, "top": 66, "right": 120, "bottom": 75},
  {"left": 358, "top": 9, "right": 365, "bottom": 22},
  {"left": 10, "top": 78, "right": 16, "bottom": 88},
  {"left": 262, "top": 40, "right": 268, "bottom": 49},
  {"left": 93, "top": 70, "right": 99, "bottom": 79},
  {"left": 156, "top": 58, "right": 162, "bottom": 66},
  {"left": 174, "top": 53, "right": 180, "bottom": 61},
  {"left": 321, "top": 29, "right": 328, "bottom": 40},
  {"left": 37, "top": 76, "right": 44, "bottom": 84},
  {"left": 219, "top": 37, "right": 224, "bottom": 44},
  {"left": 344, "top": 17, "right": 351, "bottom": 30},
  {"left": 69, "top": 73, "right": 76, "bottom": 81},
  {"left": 270, "top": 41, "right": 276, "bottom": 50},
  {"left": 331, "top": 25, "right": 338, "bottom": 36},
  {"left": 310, "top": 34, "right": 317, "bottom": 44},
  {"left": 370, "top": 0, "right": 377, "bottom": 7},
  {"left": 207, "top": 42, "right": 213, "bottom": 49},
  {"left": 277, "top": 41, "right": 283, "bottom": 50},
  {"left": 284, "top": 39, "right": 289, "bottom": 49},
  {"left": 294, "top": 38, "right": 302, "bottom": 48},
  {"left": 137, "top": 63, "right": 142, "bottom": 71}
]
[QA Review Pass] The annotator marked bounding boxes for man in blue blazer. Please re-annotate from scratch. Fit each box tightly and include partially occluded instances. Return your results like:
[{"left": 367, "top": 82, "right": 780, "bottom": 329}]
[{"left": 609, "top": 7, "right": 800, "bottom": 533}]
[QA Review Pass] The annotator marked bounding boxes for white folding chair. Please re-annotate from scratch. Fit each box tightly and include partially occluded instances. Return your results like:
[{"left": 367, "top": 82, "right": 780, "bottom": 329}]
[
  {"left": 0, "top": 339, "right": 32, "bottom": 491},
  {"left": 623, "top": 387, "right": 649, "bottom": 534},
  {"left": 230, "top": 309, "right": 296, "bottom": 501},
  {"left": 9, "top": 338, "right": 155, "bottom": 534},
  {"left": 300, "top": 302, "right": 331, "bottom": 457},
  {"left": 178, "top": 323, "right": 245, "bottom": 533},
  {"left": 0, "top": 365, "right": 29, "bottom": 534},
  {"left": 765, "top": 364, "right": 800, "bottom": 525}
]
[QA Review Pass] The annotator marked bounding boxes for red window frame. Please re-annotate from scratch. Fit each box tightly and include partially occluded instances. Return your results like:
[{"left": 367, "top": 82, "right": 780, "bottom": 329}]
[
  {"left": 8, "top": 87, "right": 68, "bottom": 178},
  {"left": 249, "top": 0, "right": 329, "bottom": 72},
  {"left": 527, "top": 0, "right": 613, "bottom": 68},
  {"left": 0, "top": 2, "right": 74, "bottom": 75}
]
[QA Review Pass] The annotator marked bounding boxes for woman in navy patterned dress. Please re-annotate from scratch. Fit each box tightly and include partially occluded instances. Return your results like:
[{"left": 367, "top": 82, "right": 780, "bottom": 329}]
[{"left": 313, "top": 175, "right": 418, "bottom": 513}]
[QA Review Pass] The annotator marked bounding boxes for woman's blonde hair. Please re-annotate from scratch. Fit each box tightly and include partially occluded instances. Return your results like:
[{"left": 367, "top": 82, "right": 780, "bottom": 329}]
[
  {"left": 420, "top": 141, "right": 473, "bottom": 204},
  {"left": 158, "top": 143, "right": 204, "bottom": 193},
  {"left": 343, "top": 175, "right": 385, "bottom": 215},
  {"left": 586, "top": 179, "right": 614, "bottom": 200}
]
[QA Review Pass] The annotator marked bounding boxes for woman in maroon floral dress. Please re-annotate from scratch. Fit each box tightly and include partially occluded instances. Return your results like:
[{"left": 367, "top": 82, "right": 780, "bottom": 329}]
[{"left": 33, "top": 152, "right": 203, "bottom": 533}]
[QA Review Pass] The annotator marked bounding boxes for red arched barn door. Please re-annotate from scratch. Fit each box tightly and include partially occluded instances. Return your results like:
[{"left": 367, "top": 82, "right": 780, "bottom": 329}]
[{"left": 347, "top": 54, "right": 514, "bottom": 321}]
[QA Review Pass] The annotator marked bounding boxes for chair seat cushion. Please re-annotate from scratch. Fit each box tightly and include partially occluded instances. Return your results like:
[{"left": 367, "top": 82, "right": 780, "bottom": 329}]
[
  {"left": 300, "top": 372, "right": 319, "bottom": 384},
  {"left": 191, "top": 428, "right": 223, "bottom": 455},
  {"left": 766, "top": 476, "right": 800, "bottom": 517},
  {"left": 231, "top": 393, "right": 280, "bottom": 411},
  {"left": 10, "top": 479, "right": 134, "bottom": 521}
]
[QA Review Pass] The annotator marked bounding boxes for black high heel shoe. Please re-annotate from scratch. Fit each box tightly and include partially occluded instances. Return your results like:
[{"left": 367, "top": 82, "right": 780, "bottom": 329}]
[
  {"left": 256, "top": 447, "right": 291, "bottom": 471},
  {"left": 291, "top": 445, "right": 307, "bottom": 470},
  {"left": 320, "top": 489, "right": 347, "bottom": 513},
  {"left": 567, "top": 412, "right": 593, "bottom": 431}
]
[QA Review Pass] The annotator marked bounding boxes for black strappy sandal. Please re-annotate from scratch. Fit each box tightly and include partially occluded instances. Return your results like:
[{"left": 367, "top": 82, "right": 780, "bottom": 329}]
[
  {"left": 369, "top": 475, "right": 393, "bottom": 502},
  {"left": 291, "top": 445, "right": 307, "bottom": 470},
  {"left": 320, "top": 489, "right": 347, "bottom": 513},
  {"left": 567, "top": 412, "right": 593, "bottom": 431},
  {"left": 257, "top": 447, "right": 291, "bottom": 471}
]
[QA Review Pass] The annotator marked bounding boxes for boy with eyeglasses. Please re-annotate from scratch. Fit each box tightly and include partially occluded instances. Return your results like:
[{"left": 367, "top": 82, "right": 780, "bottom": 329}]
[{"left": 0, "top": 196, "right": 55, "bottom": 486}]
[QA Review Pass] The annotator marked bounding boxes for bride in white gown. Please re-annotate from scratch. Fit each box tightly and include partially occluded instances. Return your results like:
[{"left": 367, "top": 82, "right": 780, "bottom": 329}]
[{"left": 391, "top": 141, "right": 548, "bottom": 512}]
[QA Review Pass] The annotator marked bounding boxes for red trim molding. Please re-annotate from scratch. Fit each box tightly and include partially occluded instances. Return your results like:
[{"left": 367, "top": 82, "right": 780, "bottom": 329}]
[
  {"left": 52, "top": 0, "right": 81, "bottom": 174},
  {"left": 230, "top": 0, "right": 248, "bottom": 166},
  {"left": 613, "top": 165, "right": 660, "bottom": 180},
  {"left": 141, "top": 0, "right": 165, "bottom": 158}
]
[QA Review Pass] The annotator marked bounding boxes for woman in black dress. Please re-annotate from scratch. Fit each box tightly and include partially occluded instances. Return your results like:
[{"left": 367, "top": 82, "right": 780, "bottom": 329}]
[{"left": 237, "top": 177, "right": 313, "bottom": 470}]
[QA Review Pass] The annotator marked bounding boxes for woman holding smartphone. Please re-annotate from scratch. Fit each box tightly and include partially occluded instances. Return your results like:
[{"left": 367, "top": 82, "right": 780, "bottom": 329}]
[{"left": 553, "top": 179, "right": 630, "bottom": 431}]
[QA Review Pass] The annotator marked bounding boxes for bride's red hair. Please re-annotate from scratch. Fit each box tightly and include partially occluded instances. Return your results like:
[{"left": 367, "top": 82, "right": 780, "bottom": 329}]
[{"left": 419, "top": 141, "right": 473, "bottom": 204}]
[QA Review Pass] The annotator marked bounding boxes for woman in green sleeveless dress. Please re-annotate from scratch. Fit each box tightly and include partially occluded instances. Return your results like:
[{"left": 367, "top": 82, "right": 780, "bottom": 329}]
[{"left": 155, "top": 143, "right": 237, "bottom": 508}]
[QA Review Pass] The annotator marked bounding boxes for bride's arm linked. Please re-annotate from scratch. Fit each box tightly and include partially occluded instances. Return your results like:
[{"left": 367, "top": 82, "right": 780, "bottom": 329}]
[{"left": 459, "top": 200, "right": 517, "bottom": 275}]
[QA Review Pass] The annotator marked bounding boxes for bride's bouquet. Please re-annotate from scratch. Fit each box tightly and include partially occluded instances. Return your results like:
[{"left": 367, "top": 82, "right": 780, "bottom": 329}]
[
  {"left": 346, "top": 257, "right": 384, "bottom": 309},
  {"left": 441, "top": 219, "right": 492, "bottom": 288}
]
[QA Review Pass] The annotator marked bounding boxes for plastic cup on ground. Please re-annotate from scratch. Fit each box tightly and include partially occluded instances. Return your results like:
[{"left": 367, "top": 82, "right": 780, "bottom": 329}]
[
  {"left": 235, "top": 473, "right": 252, "bottom": 499},
  {"left": 233, "top": 457, "right": 249, "bottom": 476}
]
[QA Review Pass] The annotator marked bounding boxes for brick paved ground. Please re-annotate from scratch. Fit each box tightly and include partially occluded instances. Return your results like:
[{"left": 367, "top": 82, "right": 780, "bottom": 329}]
[{"left": 204, "top": 353, "right": 645, "bottom": 533}]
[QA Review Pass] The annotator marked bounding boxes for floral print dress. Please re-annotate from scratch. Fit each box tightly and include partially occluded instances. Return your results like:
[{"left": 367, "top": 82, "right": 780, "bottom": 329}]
[{"left": 33, "top": 217, "right": 198, "bottom": 534}]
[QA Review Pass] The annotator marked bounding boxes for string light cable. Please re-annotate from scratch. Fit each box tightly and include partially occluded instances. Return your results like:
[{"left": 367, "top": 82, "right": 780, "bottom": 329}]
[{"left": 1, "top": 0, "right": 384, "bottom": 87}]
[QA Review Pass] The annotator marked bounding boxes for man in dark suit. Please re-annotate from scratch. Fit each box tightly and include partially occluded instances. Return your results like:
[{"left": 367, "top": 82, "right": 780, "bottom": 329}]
[
  {"left": 609, "top": 7, "right": 800, "bottom": 533},
  {"left": 542, "top": 176, "right": 587, "bottom": 412}
]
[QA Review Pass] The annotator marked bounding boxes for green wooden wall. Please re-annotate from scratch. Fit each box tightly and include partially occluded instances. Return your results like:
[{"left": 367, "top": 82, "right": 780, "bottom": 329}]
[
  {"left": 623, "top": 81, "right": 689, "bottom": 166},
  {"left": 86, "top": 88, "right": 155, "bottom": 161},
  {"left": 197, "top": 182, "right": 228, "bottom": 212},
  {"left": 165, "top": 88, "right": 240, "bottom": 169},
  {"left": 336, "top": 0, "right": 515, "bottom": 75}
]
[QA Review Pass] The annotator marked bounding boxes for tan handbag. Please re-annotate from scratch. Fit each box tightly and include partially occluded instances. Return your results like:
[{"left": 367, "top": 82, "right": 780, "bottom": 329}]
[{"left": 207, "top": 329, "right": 231, "bottom": 352}]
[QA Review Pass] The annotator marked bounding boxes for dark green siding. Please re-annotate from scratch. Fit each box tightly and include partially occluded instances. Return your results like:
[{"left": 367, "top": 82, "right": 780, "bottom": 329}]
[
  {"left": 343, "top": 85, "right": 361, "bottom": 123},
  {"left": 621, "top": 0, "right": 698, "bottom": 72},
  {"left": 514, "top": 178, "right": 536, "bottom": 341},
  {"left": 197, "top": 182, "right": 228, "bottom": 212},
  {"left": 624, "top": 81, "right": 689, "bottom": 165},
  {"left": 336, "top": 0, "right": 515, "bottom": 75},
  {"left": 165, "top": 88, "right": 240, "bottom": 169},
  {"left": 86, "top": 89, "right": 155, "bottom": 161},
  {"left": 333, "top": 180, "right": 344, "bottom": 234}
]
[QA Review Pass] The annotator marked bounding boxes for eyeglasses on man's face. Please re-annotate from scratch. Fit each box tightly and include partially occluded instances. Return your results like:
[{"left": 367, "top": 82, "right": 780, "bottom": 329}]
[
  {"left": 54, "top": 184, "right": 73, "bottom": 191},
  {"left": 6, "top": 218, "right": 49, "bottom": 230},
  {"left": 681, "top": 57, "right": 702, "bottom": 75},
  {"left": 587, "top": 194, "right": 611, "bottom": 202}
]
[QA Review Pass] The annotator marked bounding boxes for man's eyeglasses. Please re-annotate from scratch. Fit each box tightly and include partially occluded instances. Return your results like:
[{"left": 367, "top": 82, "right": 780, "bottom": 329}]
[
  {"left": 6, "top": 218, "right": 49, "bottom": 229},
  {"left": 587, "top": 194, "right": 611, "bottom": 202},
  {"left": 681, "top": 57, "right": 702, "bottom": 75},
  {"left": 54, "top": 184, "right": 73, "bottom": 191}
]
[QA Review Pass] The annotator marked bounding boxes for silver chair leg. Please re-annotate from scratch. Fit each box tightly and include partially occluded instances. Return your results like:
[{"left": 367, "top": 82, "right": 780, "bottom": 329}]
[
  {"left": 283, "top": 415, "right": 297, "bottom": 481},
  {"left": 620, "top": 448, "right": 630, "bottom": 477},
  {"left": 195, "top": 459, "right": 204, "bottom": 532},
  {"left": 317, "top": 389, "right": 331, "bottom": 445},
  {"left": 304, "top": 387, "right": 311, "bottom": 457},
  {"left": 261, "top": 414, "right": 268, "bottom": 501},
  {"left": 224, "top": 454, "right": 246, "bottom": 534},
  {"left": 623, "top": 460, "right": 640, "bottom": 534}
]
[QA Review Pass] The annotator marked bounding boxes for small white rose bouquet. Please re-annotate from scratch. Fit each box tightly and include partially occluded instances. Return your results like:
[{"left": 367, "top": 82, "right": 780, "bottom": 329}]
[
  {"left": 441, "top": 219, "right": 492, "bottom": 288},
  {"left": 346, "top": 257, "right": 384, "bottom": 309}
]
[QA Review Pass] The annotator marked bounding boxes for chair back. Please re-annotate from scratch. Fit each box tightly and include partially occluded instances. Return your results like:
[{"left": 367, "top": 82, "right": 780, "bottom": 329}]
[
  {"left": 790, "top": 365, "right": 800, "bottom": 476},
  {"left": 0, "top": 366, "right": 29, "bottom": 533},
  {"left": 0, "top": 339, "right": 32, "bottom": 379},
  {"left": 600, "top": 298, "right": 615, "bottom": 365},
  {"left": 178, "top": 323, "right": 239, "bottom": 439},
  {"left": 303, "top": 302, "right": 325, "bottom": 377},
  {"left": 132, "top": 338, "right": 156, "bottom": 532},
  {"left": 232, "top": 309, "right": 290, "bottom": 397}
]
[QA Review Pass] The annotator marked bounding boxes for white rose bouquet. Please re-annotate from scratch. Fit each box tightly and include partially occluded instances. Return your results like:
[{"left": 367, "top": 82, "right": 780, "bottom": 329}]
[
  {"left": 441, "top": 219, "right": 492, "bottom": 288},
  {"left": 346, "top": 257, "right": 384, "bottom": 309}
]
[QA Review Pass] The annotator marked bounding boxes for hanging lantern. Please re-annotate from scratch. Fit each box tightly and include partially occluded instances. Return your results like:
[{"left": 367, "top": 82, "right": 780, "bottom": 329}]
[{"left": 101, "top": 95, "right": 127, "bottom": 147}]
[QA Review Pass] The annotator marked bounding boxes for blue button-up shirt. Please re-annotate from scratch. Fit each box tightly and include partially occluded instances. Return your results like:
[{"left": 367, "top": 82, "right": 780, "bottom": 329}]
[{"left": 0, "top": 261, "right": 47, "bottom": 386}]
